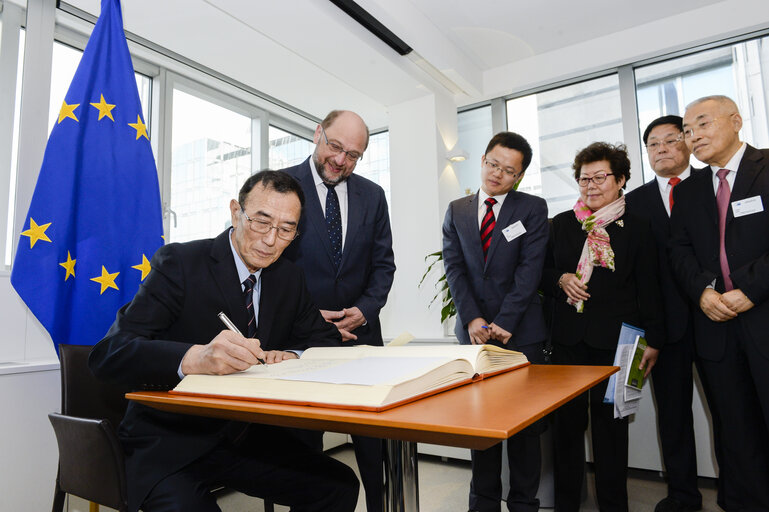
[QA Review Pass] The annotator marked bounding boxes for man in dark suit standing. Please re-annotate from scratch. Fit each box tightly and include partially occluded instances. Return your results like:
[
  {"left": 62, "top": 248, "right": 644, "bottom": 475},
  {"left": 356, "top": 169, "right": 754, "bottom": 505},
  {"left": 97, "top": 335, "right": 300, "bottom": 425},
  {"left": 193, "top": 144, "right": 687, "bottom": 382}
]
[
  {"left": 442, "top": 132, "right": 549, "bottom": 512},
  {"left": 626, "top": 115, "right": 702, "bottom": 512},
  {"left": 89, "top": 171, "right": 359, "bottom": 512},
  {"left": 670, "top": 95, "right": 769, "bottom": 511},
  {"left": 282, "top": 110, "right": 395, "bottom": 512}
]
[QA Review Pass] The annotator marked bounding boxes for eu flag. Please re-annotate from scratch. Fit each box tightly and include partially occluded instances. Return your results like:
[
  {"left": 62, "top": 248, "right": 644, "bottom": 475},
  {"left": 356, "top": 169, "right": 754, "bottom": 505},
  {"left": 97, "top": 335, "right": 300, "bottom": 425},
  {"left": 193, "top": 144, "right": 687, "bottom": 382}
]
[{"left": 10, "top": 0, "right": 163, "bottom": 352}]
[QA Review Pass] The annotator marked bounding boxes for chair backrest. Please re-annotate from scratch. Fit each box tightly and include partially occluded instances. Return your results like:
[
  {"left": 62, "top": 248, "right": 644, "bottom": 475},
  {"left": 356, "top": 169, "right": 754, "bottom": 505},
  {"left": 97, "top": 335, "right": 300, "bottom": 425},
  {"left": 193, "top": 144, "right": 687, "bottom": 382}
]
[{"left": 58, "top": 344, "right": 128, "bottom": 431}]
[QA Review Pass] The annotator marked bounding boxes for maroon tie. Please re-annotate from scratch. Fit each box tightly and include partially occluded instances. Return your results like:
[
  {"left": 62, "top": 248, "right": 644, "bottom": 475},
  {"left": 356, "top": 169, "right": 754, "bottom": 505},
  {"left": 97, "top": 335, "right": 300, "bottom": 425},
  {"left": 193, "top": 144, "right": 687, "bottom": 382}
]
[
  {"left": 481, "top": 198, "right": 497, "bottom": 260},
  {"left": 715, "top": 169, "right": 733, "bottom": 291},
  {"left": 668, "top": 176, "right": 681, "bottom": 211}
]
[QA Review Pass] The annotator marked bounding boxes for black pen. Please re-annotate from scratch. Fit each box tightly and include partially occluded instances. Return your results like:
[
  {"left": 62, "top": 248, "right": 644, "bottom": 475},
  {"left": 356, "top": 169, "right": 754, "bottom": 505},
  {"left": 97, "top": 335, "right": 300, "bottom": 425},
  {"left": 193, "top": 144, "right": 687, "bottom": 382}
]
[{"left": 217, "top": 311, "right": 266, "bottom": 365}]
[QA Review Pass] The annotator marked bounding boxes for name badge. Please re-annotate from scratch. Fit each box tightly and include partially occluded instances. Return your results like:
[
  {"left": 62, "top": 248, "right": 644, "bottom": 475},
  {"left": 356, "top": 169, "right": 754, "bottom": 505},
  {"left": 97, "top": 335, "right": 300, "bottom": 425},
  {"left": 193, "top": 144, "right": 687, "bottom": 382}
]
[
  {"left": 732, "top": 196, "right": 764, "bottom": 217},
  {"left": 502, "top": 221, "right": 526, "bottom": 242}
]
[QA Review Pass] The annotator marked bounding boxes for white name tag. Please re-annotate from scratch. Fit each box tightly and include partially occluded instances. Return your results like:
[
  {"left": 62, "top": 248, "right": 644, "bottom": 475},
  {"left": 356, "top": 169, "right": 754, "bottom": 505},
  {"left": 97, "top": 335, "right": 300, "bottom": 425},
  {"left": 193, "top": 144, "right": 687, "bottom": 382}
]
[
  {"left": 502, "top": 221, "right": 526, "bottom": 242},
  {"left": 732, "top": 196, "right": 764, "bottom": 217}
]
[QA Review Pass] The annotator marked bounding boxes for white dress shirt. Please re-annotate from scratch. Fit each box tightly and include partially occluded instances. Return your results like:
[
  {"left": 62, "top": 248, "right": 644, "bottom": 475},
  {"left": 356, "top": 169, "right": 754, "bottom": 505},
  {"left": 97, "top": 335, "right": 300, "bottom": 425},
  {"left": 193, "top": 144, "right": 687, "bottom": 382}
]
[
  {"left": 310, "top": 158, "right": 349, "bottom": 247},
  {"left": 655, "top": 166, "right": 692, "bottom": 217},
  {"left": 477, "top": 189, "right": 509, "bottom": 228},
  {"left": 711, "top": 142, "right": 746, "bottom": 195}
]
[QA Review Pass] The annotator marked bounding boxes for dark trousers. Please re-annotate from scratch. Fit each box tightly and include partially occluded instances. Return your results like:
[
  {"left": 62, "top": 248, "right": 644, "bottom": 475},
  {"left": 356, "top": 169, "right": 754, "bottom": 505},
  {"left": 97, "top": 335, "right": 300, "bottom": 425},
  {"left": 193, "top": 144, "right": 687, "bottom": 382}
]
[
  {"left": 141, "top": 424, "right": 359, "bottom": 512},
  {"left": 552, "top": 342, "right": 628, "bottom": 512},
  {"left": 696, "top": 320, "right": 769, "bottom": 511},
  {"left": 469, "top": 342, "right": 545, "bottom": 512},
  {"left": 293, "top": 429, "right": 384, "bottom": 512},
  {"left": 650, "top": 324, "right": 702, "bottom": 507}
]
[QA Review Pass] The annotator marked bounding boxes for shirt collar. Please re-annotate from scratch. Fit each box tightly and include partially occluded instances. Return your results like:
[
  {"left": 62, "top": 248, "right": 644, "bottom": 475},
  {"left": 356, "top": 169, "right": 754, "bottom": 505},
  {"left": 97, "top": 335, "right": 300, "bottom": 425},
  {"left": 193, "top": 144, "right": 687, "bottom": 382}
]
[
  {"left": 714, "top": 142, "right": 747, "bottom": 174},
  {"left": 655, "top": 165, "right": 692, "bottom": 189},
  {"left": 478, "top": 189, "right": 508, "bottom": 209},
  {"left": 228, "top": 228, "right": 262, "bottom": 285}
]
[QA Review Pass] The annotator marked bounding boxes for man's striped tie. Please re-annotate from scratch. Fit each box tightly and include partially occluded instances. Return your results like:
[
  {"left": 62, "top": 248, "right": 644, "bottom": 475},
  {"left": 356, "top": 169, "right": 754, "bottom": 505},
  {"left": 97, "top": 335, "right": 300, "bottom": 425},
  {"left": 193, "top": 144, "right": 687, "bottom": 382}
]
[{"left": 481, "top": 197, "right": 497, "bottom": 260}]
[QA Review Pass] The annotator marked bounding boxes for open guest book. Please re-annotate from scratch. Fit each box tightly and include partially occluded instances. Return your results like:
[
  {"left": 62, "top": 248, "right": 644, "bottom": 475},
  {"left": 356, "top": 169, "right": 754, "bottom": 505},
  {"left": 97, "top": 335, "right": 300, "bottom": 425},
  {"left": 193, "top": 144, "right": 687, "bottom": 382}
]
[{"left": 171, "top": 344, "right": 530, "bottom": 411}]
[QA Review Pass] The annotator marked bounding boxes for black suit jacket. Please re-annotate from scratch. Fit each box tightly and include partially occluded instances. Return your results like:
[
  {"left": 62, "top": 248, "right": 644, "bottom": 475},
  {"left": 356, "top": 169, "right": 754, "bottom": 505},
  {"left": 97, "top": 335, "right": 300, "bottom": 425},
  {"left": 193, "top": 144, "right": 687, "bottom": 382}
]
[
  {"left": 282, "top": 158, "right": 396, "bottom": 346},
  {"left": 88, "top": 229, "right": 341, "bottom": 511},
  {"left": 670, "top": 145, "right": 769, "bottom": 360},
  {"left": 625, "top": 168, "right": 698, "bottom": 345},
  {"left": 542, "top": 209, "right": 665, "bottom": 350},
  {"left": 442, "top": 190, "right": 549, "bottom": 347}
]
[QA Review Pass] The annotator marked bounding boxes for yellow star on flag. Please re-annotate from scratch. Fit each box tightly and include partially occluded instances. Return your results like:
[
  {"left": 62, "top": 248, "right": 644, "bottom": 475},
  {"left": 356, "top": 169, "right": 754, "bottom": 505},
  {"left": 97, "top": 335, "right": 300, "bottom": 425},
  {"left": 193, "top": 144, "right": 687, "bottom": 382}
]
[
  {"left": 128, "top": 115, "right": 149, "bottom": 140},
  {"left": 58, "top": 101, "right": 80, "bottom": 124},
  {"left": 132, "top": 254, "right": 152, "bottom": 281},
  {"left": 20, "top": 218, "right": 52, "bottom": 248},
  {"left": 90, "top": 94, "right": 116, "bottom": 121},
  {"left": 59, "top": 251, "right": 76, "bottom": 281},
  {"left": 90, "top": 265, "right": 120, "bottom": 294}
]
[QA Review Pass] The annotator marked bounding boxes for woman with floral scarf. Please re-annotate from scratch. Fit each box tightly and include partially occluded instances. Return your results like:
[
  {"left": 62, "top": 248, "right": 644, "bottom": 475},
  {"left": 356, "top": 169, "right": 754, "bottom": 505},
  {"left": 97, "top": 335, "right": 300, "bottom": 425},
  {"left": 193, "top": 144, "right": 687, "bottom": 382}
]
[{"left": 542, "top": 142, "right": 665, "bottom": 512}]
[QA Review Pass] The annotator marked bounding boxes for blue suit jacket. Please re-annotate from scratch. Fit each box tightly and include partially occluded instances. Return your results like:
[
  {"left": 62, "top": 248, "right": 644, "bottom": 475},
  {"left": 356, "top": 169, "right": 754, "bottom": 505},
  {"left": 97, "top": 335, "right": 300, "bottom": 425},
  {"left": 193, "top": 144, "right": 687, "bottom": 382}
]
[
  {"left": 442, "top": 190, "right": 549, "bottom": 347},
  {"left": 283, "top": 158, "right": 396, "bottom": 346}
]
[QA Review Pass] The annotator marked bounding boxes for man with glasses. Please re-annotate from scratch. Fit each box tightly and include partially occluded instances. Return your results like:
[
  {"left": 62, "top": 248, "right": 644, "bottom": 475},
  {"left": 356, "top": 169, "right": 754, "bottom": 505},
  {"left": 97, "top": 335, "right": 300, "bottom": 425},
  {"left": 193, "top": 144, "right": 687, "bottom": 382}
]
[
  {"left": 89, "top": 170, "right": 359, "bottom": 512},
  {"left": 626, "top": 115, "right": 703, "bottom": 512},
  {"left": 670, "top": 95, "right": 769, "bottom": 511},
  {"left": 442, "top": 132, "right": 549, "bottom": 512},
  {"left": 282, "top": 110, "right": 395, "bottom": 512}
]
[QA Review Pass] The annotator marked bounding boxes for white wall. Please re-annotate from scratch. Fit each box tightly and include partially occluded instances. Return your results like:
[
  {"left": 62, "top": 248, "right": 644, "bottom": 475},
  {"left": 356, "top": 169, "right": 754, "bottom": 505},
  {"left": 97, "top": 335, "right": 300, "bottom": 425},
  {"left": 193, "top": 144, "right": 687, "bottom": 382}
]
[{"left": 0, "top": 365, "right": 61, "bottom": 511}]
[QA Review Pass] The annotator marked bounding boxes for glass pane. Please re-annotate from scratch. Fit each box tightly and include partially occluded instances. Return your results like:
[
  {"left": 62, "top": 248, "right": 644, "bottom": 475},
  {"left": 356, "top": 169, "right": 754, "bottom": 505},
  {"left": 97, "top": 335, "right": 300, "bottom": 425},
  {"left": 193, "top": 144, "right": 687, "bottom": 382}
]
[
  {"left": 506, "top": 74, "right": 623, "bottom": 217},
  {"left": 268, "top": 125, "right": 313, "bottom": 169},
  {"left": 356, "top": 131, "right": 391, "bottom": 207},
  {"left": 5, "top": 28, "right": 24, "bottom": 267},
  {"left": 635, "top": 36, "right": 769, "bottom": 175},
  {"left": 454, "top": 106, "right": 493, "bottom": 196},
  {"left": 169, "top": 88, "right": 252, "bottom": 242},
  {"left": 48, "top": 41, "right": 152, "bottom": 134}
]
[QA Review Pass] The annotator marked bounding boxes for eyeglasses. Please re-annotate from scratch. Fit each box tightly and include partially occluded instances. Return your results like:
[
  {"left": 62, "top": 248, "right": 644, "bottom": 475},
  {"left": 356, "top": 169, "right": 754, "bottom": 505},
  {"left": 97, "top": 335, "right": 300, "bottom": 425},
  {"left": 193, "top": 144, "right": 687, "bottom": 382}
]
[
  {"left": 483, "top": 158, "right": 521, "bottom": 179},
  {"left": 576, "top": 173, "right": 614, "bottom": 187},
  {"left": 646, "top": 134, "right": 684, "bottom": 152},
  {"left": 683, "top": 117, "right": 719, "bottom": 139},
  {"left": 320, "top": 127, "right": 362, "bottom": 162},
  {"left": 241, "top": 210, "right": 298, "bottom": 241}
]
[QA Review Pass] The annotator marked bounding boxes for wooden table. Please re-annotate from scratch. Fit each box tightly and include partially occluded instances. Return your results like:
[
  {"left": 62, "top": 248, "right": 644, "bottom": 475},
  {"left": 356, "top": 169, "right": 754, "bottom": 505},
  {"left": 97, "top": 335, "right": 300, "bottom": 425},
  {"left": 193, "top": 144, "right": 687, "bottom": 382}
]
[{"left": 127, "top": 364, "right": 616, "bottom": 512}]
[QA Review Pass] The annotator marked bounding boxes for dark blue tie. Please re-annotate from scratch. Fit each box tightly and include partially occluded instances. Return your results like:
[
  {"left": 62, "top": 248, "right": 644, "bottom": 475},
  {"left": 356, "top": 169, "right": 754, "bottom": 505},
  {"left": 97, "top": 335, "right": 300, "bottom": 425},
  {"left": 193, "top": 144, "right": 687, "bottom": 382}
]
[
  {"left": 325, "top": 184, "right": 342, "bottom": 268},
  {"left": 243, "top": 274, "right": 257, "bottom": 338}
]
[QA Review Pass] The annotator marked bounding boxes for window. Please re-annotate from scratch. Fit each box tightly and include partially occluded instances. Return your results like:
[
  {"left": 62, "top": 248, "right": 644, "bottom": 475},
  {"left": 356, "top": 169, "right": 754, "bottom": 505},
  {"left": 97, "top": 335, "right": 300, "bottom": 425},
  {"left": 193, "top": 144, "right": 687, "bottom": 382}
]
[
  {"left": 5, "top": 28, "right": 25, "bottom": 267},
  {"left": 356, "top": 131, "right": 391, "bottom": 206},
  {"left": 454, "top": 106, "right": 493, "bottom": 196},
  {"left": 635, "top": 36, "right": 769, "bottom": 178},
  {"left": 48, "top": 41, "right": 151, "bottom": 133},
  {"left": 169, "top": 88, "right": 252, "bottom": 242},
  {"left": 506, "top": 74, "right": 624, "bottom": 216},
  {"left": 268, "top": 126, "right": 313, "bottom": 169}
]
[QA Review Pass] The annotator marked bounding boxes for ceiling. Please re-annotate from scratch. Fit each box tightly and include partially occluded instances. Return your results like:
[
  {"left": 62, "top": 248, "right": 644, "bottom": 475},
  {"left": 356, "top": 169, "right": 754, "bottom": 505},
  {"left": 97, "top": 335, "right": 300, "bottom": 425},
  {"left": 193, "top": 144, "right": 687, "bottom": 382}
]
[{"left": 54, "top": 0, "right": 765, "bottom": 129}]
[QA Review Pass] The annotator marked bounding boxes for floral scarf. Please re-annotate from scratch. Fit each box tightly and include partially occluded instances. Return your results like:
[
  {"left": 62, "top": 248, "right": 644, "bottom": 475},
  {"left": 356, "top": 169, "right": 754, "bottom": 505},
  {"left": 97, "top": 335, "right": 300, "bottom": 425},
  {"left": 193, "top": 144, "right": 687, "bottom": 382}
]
[{"left": 569, "top": 195, "right": 626, "bottom": 312}]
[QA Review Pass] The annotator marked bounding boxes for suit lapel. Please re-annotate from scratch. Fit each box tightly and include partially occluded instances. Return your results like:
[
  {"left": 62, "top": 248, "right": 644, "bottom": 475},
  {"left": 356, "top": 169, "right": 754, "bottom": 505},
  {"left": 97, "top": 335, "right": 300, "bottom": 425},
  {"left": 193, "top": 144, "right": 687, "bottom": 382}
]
[
  {"left": 485, "top": 193, "right": 517, "bottom": 265},
  {"left": 695, "top": 167, "right": 719, "bottom": 229},
  {"left": 209, "top": 230, "right": 249, "bottom": 332},
  {"left": 458, "top": 193, "right": 485, "bottom": 265},
  {"left": 731, "top": 145, "right": 763, "bottom": 201},
  {"left": 256, "top": 264, "right": 276, "bottom": 348},
  {"left": 341, "top": 175, "right": 363, "bottom": 272},
  {"left": 297, "top": 162, "right": 338, "bottom": 270}
]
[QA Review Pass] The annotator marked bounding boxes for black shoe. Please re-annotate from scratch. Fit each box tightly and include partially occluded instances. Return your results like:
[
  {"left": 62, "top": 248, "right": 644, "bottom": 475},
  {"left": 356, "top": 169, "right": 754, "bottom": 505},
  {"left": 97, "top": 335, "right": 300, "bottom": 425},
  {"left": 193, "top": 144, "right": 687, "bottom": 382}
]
[{"left": 654, "top": 496, "right": 702, "bottom": 512}]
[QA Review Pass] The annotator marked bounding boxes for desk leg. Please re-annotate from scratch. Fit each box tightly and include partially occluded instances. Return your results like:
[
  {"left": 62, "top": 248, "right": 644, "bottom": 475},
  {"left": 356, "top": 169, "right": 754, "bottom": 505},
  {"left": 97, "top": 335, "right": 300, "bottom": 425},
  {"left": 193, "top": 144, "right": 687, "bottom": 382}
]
[{"left": 384, "top": 439, "right": 419, "bottom": 512}]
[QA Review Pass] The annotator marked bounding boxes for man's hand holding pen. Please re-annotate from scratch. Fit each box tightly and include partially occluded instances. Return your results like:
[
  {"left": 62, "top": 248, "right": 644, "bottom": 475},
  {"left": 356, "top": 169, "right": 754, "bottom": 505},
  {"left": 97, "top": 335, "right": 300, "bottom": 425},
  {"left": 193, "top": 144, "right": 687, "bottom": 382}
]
[{"left": 181, "top": 330, "right": 266, "bottom": 375}]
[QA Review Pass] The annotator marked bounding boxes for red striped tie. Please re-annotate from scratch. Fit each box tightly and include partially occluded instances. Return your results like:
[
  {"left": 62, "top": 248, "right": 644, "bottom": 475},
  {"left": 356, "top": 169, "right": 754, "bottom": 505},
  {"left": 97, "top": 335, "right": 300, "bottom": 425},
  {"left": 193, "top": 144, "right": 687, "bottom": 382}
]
[
  {"left": 481, "top": 198, "right": 497, "bottom": 260},
  {"left": 668, "top": 176, "right": 681, "bottom": 210}
]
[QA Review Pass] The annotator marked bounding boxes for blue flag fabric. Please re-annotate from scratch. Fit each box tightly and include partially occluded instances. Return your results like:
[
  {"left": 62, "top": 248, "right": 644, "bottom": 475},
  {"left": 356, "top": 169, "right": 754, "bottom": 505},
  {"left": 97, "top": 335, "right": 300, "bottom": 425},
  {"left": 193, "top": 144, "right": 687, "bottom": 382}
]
[{"left": 11, "top": 0, "right": 163, "bottom": 352}]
